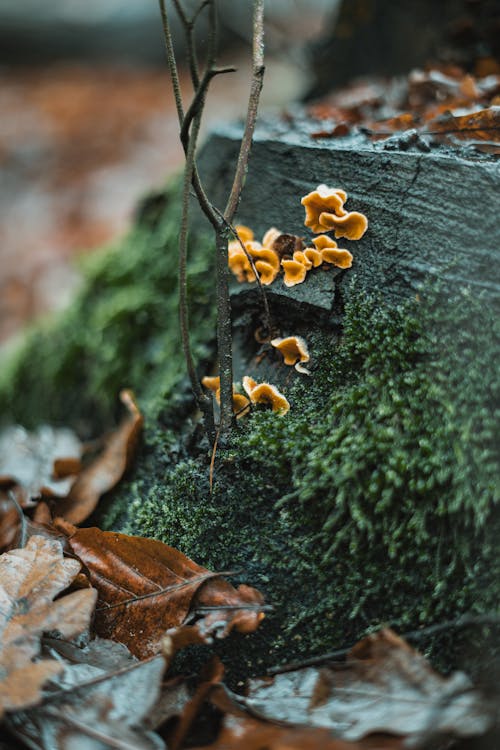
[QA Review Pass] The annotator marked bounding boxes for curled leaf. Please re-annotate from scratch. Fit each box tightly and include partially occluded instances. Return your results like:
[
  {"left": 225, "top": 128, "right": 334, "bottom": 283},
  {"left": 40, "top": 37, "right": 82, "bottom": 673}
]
[{"left": 53, "top": 389, "right": 143, "bottom": 524}]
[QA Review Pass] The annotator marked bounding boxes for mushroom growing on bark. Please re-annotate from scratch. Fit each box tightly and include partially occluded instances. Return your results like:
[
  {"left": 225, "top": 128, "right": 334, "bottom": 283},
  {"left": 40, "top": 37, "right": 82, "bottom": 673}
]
[
  {"left": 312, "top": 235, "right": 353, "bottom": 269},
  {"left": 243, "top": 376, "right": 290, "bottom": 414},
  {"left": 301, "top": 184, "right": 368, "bottom": 239},
  {"left": 271, "top": 336, "right": 311, "bottom": 375}
]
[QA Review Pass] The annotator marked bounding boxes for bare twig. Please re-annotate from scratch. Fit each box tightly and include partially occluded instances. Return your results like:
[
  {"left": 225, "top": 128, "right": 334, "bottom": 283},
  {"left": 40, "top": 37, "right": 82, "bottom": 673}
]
[
  {"left": 8, "top": 490, "right": 27, "bottom": 549},
  {"left": 267, "top": 612, "right": 500, "bottom": 675},
  {"left": 213, "top": 207, "right": 272, "bottom": 332},
  {"left": 158, "top": 0, "right": 265, "bottom": 439},
  {"left": 224, "top": 0, "right": 265, "bottom": 222}
]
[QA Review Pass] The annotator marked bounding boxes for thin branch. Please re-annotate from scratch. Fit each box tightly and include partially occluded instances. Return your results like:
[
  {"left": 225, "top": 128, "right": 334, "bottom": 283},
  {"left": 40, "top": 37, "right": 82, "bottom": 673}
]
[
  {"left": 158, "top": 0, "right": 185, "bottom": 123},
  {"left": 209, "top": 428, "right": 220, "bottom": 493},
  {"left": 213, "top": 207, "right": 272, "bottom": 332},
  {"left": 9, "top": 490, "right": 27, "bottom": 548},
  {"left": 224, "top": 0, "right": 265, "bottom": 222},
  {"left": 267, "top": 612, "right": 500, "bottom": 676},
  {"left": 180, "top": 65, "right": 236, "bottom": 145},
  {"left": 215, "top": 228, "right": 234, "bottom": 434}
]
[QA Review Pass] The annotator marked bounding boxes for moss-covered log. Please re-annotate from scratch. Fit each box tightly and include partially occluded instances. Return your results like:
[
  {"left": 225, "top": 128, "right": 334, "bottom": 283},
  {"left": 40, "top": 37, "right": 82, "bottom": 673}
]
[{"left": 1, "top": 130, "right": 498, "bottom": 682}]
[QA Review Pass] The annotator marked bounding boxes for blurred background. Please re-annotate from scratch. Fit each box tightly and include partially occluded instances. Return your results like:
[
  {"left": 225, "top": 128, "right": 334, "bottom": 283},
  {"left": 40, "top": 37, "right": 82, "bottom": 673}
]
[
  {"left": 1, "top": 0, "right": 498, "bottom": 343},
  {"left": 0, "top": 0, "right": 335, "bottom": 343}
]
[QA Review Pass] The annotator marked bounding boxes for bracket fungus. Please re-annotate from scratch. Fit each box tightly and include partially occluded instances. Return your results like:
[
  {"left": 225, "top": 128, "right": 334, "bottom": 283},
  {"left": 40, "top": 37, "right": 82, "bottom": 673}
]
[
  {"left": 228, "top": 230, "right": 280, "bottom": 286},
  {"left": 301, "top": 184, "right": 368, "bottom": 239},
  {"left": 320, "top": 209, "right": 368, "bottom": 241},
  {"left": 271, "top": 336, "right": 311, "bottom": 375},
  {"left": 281, "top": 257, "right": 308, "bottom": 287},
  {"left": 243, "top": 376, "right": 290, "bottom": 414},
  {"left": 312, "top": 235, "right": 353, "bottom": 269}
]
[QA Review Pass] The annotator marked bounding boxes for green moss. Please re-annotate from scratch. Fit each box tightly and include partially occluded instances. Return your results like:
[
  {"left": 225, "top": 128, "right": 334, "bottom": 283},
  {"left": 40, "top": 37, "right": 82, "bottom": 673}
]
[
  {"left": 112, "top": 283, "right": 499, "bottom": 673},
  {"left": 0, "top": 183, "right": 216, "bottom": 431},
  {"left": 2, "top": 177, "right": 498, "bottom": 676}
]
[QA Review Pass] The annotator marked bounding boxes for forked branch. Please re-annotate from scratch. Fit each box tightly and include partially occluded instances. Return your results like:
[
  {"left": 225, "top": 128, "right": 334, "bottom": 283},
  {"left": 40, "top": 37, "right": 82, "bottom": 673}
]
[{"left": 158, "top": 0, "right": 265, "bottom": 439}]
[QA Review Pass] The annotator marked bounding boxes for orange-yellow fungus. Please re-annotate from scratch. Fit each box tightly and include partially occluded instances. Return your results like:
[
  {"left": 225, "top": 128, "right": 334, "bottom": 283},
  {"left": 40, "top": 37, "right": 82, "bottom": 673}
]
[
  {"left": 271, "top": 336, "right": 310, "bottom": 368},
  {"left": 281, "top": 258, "right": 308, "bottom": 287},
  {"left": 301, "top": 184, "right": 348, "bottom": 233}
]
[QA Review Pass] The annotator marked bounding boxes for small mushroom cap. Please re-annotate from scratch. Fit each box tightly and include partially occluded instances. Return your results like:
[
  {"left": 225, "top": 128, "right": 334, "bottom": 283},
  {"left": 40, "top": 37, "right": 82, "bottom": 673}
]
[
  {"left": 201, "top": 375, "right": 220, "bottom": 393},
  {"left": 249, "top": 383, "right": 290, "bottom": 414},
  {"left": 321, "top": 247, "right": 353, "bottom": 269},
  {"left": 234, "top": 224, "right": 254, "bottom": 243},
  {"left": 301, "top": 185, "right": 348, "bottom": 233},
  {"left": 312, "top": 234, "right": 338, "bottom": 251},
  {"left": 255, "top": 260, "right": 279, "bottom": 285},
  {"left": 281, "top": 258, "right": 308, "bottom": 287},
  {"left": 303, "top": 247, "right": 323, "bottom": 267},
  {"left": 293, "top": 250, "right": 313, "bottom": 270},
  {"left": 318, "top": 210, "right": 368, "bottom": 240},
  {"left": 232, "top": 392, "right": 250, "bottom": 418},
  {"left": 312, "top": 235, "right": 352, "bottom": 268},
  {"left": 203, "top": 376, "right": 250, "bottom": 417},
  {"left": 228, "top": 244, "right": 256, "bottom": 283},
  {"left": 262, "top": 227, "right": 282, "bottom": 248},
  {"left": 271, "top": 336, "right": 310, "bottom": 365},
  {"left": 242, "top": 376, "right": 258, "bottom": 397},
  {"left": 248, "top": 244, "right": 280, "bottom": 272}
]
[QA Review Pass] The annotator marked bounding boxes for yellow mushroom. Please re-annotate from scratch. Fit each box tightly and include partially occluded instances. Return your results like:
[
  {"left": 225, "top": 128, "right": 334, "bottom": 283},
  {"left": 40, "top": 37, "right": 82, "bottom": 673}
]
[
  {"left": 312, "top": 235, "right": 353, "bottom": 269},
  {"left": 242, "top": 376, "right": 258, "bottom": 397},
  {"left": 242, "top": 376, "right": 290, "bottom": 414},
  {"left": 228, "top": 243, "right": 256, "bottom": 283},
  {"left": 262, "top": 227, "right": 282, "bottom": 248},
  {"left": 292, "top": 250, "right": 313, "bottom": 270},
  {"left": 248, "top": 244, "right": 281, "bottom": 273},
  {"left": 201, "top": 375, "right": 220, "bottom": 393},
  {"left": 254, "top": 260, "right": 279, "bottom": 286},
  {"left": 281, "top": 258, "right": 308, "bottom": 287},
  {"left": 271, "top": 336, "right": 309, "bottom": 365},
  {"left": 318, "top": 210, "right": 368, "bottom": 240},
  {"left": 301, "top": 184, "right": 348, "bottom": 233},
  {"left": 234, "top": 224, "right": 254, "bottom": 243},
  {"left": 202, "top": 375, "right": 250, "bottom": 418},
  {"left": 303, "top": 247, "right": 323, "bottom": 267},
  {"left": 271, "top": 336, "right": 311, "bottom": 375}
]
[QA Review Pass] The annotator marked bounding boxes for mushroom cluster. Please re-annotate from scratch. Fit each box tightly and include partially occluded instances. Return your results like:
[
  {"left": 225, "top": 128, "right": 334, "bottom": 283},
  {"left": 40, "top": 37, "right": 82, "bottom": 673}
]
[
  {"left": 228, "top": 185, "right": 367, "bottom": 288},
  {"left": 202, "top": 374, "right": 289, "bottom": 417}
]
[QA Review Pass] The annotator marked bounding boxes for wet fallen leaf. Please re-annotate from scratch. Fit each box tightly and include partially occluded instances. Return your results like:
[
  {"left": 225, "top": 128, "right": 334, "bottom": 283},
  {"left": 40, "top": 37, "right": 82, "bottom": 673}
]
[
  {"left": 53, "top": 389, "right": 143, "bottom": 524},
  {"left": 0, "top": 425, "right": 82, "bottom": 504},
  {"left": 0, "top": 535, "right": 97, "bottom": 718},
  {"left": 56, "top": 524, "right": 266, "bottom": 660},
  {"left": 242, "top": 629, "right": 493, "bottom": 745},
  {"left": 425, "top": 106, "right": 500, "bottom": 153},
  {"left": 6, "top": 647, "right": 167, "bottom": 750}
]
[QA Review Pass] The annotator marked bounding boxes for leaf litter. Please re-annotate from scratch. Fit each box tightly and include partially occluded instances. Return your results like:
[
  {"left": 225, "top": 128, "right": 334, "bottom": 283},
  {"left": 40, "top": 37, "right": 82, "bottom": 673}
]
[
  {"left": 0, "top": 536, "right": 96, "bottom": 718},
  {"left": 1, "top": 388, "right": 497, "bottom": 750}
]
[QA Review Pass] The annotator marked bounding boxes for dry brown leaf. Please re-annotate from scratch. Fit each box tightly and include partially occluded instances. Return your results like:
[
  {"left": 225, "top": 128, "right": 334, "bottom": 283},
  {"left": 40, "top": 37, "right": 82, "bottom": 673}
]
[
  {"left": 0, "top": 489, "right": 21, "bottom": 552},
  {"left": 192, "top": 685, "right": 404, "bottom": 750},
  {"left": 57, "top": 525, "right": 266, "bottom": 660},
  {"left": 53, "top": 389, "right": 143, "bottom": 524},
  {"left": 6, "top": 646, "right": 167, "bottom": 750},
  {"left": 0, "top": 425, "right": 82, "bottom": 504},
  {"left": 0, "top": 535, "right": 97, "bottom": 718},
  {"left": 191, "top": 715, "right": 371, "bottom": 750},
  {"left": 243, "top": 629, "right": 493, "bottom": 745}
]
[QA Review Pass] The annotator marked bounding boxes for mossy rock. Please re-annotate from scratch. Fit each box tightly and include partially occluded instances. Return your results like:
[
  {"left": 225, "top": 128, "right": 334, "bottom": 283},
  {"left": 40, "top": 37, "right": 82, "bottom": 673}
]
[{"left": 1, "top": 170, "right": 499, "bottom": 682}]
